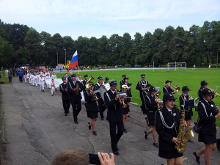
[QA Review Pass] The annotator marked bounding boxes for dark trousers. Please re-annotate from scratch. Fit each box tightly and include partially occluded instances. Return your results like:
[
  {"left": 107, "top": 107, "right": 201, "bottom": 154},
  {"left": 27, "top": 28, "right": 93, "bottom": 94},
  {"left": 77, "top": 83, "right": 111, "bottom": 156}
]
[
  {"left": 70, "top": 97, "right": 81, "bottom": 121},
  {"left": 62, "top": 97, "right": 70, "bottom": 114},
  {"left": 98, "top": 103, "right": 106, "bottom": 118},
  {"left": 19, "top": 76, "right": 23, "bottom": 82},
  {"left": 109, "top": 120, "right": 124, "bottom": 152}
]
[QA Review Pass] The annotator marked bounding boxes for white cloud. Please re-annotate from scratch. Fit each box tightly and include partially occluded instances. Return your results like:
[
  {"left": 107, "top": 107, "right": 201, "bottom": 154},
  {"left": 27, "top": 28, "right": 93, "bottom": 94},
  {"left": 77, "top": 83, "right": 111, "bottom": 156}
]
[{"left": 0, "top": 0, "right": 220, "bottom": 38}]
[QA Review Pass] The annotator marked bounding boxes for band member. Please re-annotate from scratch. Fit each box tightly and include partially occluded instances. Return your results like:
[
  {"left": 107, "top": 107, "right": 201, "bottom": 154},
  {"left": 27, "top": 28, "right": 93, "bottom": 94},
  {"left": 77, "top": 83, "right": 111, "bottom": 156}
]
[
  {"left": 163, "top": 80, "right": 176, "bottom": 96},
  {"left": 51, "top": 79, "right": 56, "bottom": 96},
  {"left": 197, "top": 80, "right": 215, "bottom": 101},
  {"left": 104, "top": 81, "right": 123, "bottom": 155},
  {"left": 136, "top": 74, "right": 149, "bottom": 105},
  {"left": 144, "top": 86, "right": 160, "bottom": 147},
  {"left": 120, "top": 85, "right": 132, "bottom": 133},
  {"left": 179, "top": 86, "right": 193, "bottom": 127},
  {"left": 82, "top": 74, "right": 89, "bottom": 89},
  {"left": 193, "top": 88, "right": 220, "bottom": 165},
  {"left": 155, "top": 94, "right": 183, "bottom": 165},
  {"left": 84, "top": 82, "right": 99, "bottom": 136},
  {"left": 68, "top": 74, "right": 83, "bottom": 124},
  {"left": 120, "top": 75, "right": 126, "bottom": 89},
  {"left": 104, "top": 77, "right": 110, "bottom": 91},
  {"left": 39, "top": 74, "right": 45, "bottom": 92},
  {"left": 59, "top": 77, "right": 70, "bottom": 116},
  {"left": 94, "top": 76, "right": 106, "bottom": 120},
  {"left": 141, "top": 83, "right": 152, "bottom": 128}
]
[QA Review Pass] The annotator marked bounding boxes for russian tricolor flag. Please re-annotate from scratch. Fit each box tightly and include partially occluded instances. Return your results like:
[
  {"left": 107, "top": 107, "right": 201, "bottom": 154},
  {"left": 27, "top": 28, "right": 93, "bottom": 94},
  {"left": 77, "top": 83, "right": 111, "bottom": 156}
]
[{"left": 69, "top": 50, "right": 78, "bottom": 69}]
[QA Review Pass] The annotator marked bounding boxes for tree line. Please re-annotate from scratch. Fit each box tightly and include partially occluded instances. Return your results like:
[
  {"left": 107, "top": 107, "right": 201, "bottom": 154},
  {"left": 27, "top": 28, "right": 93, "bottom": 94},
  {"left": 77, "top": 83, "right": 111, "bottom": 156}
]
[{"left": 0, "top": 19, "right": 220, "bottom": 68}]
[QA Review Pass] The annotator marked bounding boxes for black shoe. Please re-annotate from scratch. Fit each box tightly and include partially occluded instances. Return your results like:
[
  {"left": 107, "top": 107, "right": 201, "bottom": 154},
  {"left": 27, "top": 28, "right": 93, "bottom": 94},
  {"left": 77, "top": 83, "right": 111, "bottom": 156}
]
[
  {"left": 74, "top": 120, "right": 78, "bottom": 124},
  {"left": 92, "top": 131, "right": 97, "bottom": 136},
  {"left": 88, "top": 122, "right": 91, "bottom": 130},
  {"left": 193, "top": 152, "right": 200, "bottom": 164},
  {"left": 113, "top": 150, "right": 119, "bottom": 155},
  {"left": 144, "top": 131, "right": 148, "bottom": 139},
  {"left": 153, "top": 143, "right": 159, "bottom": 148},
  {"left": 123, "top": 129, "right": 127, "bottom": 133},
  {"left": 65, "top": 113, "right": 68, "bottom": 116}
]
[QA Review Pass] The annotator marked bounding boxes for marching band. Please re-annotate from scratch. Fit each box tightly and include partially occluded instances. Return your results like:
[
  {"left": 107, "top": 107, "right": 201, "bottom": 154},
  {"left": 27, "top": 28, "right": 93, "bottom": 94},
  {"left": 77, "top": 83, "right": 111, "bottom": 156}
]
[{"left": 20, "top": 70, "right": 220, "bottom": 165}]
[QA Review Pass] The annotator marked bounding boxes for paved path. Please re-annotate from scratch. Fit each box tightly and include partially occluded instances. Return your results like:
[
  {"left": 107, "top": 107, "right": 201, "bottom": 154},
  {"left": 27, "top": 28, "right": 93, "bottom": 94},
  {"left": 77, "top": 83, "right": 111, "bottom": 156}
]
[{"left": 1, "top": 78, "right": 220, "bottom": 165}]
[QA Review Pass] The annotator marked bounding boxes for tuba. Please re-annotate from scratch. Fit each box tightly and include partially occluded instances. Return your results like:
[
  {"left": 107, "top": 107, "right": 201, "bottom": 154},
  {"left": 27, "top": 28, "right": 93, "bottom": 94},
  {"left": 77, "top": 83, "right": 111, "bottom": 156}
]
[{"left": 175, "top": 106, "right": 194, "bottom": 153}]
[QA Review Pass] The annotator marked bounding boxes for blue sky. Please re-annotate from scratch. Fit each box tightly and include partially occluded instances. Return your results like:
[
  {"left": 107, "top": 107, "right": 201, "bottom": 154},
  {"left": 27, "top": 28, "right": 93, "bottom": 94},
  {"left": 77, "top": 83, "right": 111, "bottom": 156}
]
[{"left": 0, "top": 0, "right": 220, "bottom": 39}]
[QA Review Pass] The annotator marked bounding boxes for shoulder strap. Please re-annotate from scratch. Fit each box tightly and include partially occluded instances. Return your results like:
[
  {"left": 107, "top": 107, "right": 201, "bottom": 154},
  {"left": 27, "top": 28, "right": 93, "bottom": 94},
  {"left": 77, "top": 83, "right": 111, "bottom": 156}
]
[
  {"left": 158, "top": 110, "right": 175, "bottom": 129},
  {"left": 200, "top": 101, "right": 209, "bottom": 117}
]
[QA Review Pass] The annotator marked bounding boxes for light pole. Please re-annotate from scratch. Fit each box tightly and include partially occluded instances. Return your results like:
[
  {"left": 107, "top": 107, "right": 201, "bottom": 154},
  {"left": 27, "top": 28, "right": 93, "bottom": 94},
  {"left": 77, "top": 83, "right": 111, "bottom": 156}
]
[{"left": 64, "top": 48, "right": 66, "bottom": 67}]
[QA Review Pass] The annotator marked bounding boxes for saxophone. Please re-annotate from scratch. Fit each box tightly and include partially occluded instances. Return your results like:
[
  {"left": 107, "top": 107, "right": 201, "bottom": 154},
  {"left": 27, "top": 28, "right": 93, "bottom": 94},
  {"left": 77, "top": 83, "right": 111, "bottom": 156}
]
[{"left": 175, "top": 106, "right": 194, "bottom": 153}]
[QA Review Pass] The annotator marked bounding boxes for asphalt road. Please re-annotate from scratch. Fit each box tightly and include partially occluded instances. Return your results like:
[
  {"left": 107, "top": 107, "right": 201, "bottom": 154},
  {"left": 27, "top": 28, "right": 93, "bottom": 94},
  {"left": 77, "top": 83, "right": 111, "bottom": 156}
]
[{"left": 1, "top": 78, "right": 220, "bottom": 165}]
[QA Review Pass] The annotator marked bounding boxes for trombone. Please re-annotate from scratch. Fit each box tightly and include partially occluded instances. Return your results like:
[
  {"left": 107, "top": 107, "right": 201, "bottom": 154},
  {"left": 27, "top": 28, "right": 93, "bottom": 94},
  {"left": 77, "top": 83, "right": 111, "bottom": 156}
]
[
  {"left": 171, "top": 85, "right": 180, "bottom": 93},
  {"left": 209, "top": 86, "right": 220, "bottom": 97}
]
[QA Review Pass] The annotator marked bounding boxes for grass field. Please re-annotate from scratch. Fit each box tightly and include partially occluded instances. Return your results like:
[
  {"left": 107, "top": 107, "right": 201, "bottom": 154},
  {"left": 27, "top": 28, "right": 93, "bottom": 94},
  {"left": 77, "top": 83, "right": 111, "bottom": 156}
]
[
  {"left": 0, "top": 71, "right": 9, "bottom": 84},
  {"left": 56, "top": 68, "right": 220, "bottom": 125}
]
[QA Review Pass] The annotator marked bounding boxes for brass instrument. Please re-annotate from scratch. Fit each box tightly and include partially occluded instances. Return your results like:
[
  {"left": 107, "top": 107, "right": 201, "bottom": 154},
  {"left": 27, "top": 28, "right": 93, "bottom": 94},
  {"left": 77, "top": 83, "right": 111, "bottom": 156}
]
[
  {"left": 171, "top": 85, "right": 180, "bottom": 93},
  {"left": 175, "top": 105, "right": 194, "bottom": 153},
  {"left": 208, "top": 87, "right": 220, "bottom": 97},
  {"left": 116, "top": 90, "right": 128, "bottom": 108},
  {"left": 85, "top": 76, "right": 94, "bottom": 89}
]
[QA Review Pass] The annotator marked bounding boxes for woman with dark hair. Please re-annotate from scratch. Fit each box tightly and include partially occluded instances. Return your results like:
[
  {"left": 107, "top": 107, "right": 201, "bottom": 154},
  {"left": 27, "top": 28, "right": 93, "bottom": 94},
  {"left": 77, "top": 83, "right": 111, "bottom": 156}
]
[
  {"left": 84, "top": 82, "right": 99, "bottom": 136},
  {"left": 156, "top": 94, "right": 183, "bottom": 165}
]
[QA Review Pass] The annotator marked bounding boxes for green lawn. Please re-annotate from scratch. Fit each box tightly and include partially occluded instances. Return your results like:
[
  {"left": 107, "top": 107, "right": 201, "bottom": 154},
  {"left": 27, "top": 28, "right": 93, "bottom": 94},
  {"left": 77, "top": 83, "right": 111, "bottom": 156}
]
[
  {"left": 0, "top": 70, "right": 9, "bottom": 84},
  {"left": 56, "top": 68, "right": 220, "bottom": 125}
]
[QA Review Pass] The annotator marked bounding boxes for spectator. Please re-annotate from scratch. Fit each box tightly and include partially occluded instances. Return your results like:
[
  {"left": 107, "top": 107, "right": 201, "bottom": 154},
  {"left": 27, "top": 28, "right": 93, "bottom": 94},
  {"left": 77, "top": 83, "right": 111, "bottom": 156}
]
[
  {"left": 18, "top": 70, "right": 24, "bottom": 82},
  {"left": 51, "top": 149, "right": 115, "bottom": 165},
  {"left": 8, "top": 69, "right": 13, "bottom": 83}
]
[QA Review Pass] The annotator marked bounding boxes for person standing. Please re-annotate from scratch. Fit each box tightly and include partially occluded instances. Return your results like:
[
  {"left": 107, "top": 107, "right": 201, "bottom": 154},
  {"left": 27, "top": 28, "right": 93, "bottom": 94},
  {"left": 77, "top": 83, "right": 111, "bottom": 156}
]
[
  {"left": 179, "top": 86, "right": 193, "bottom": 128},
  {"left": 68, "top": 74, "right": 83, "bottom": 124},
  {"left": 193, "top": 88, "right": 220, "bottom": 165},
  {"left": 136, "top": 74, "right": 149, "bottom": 106},
  {"left": 8, "top": 69, "right": 13, "bottom": 83},
  {"left": 59, "top": 77, "right": 70, "bottom": 116},
  {"left": 18, "top": 70, "right": 24, "bottom": 82},
  {"left": 144, "top": 86, "right": 160, "bottom": 147},
  {"left": 95, "top": 76, "right": 106, "bottom": 120},
  {"left": 84, "top": 82, "right": 99, "bottom": 136},
  {"left": 104, "top": 81, "right": 123, "bottom": 155},
  {"left": 51, "top": 79, "right": 56, "bottom": 96},
  {"left": 104, "top": 77, "right": 110, "bottom": 91},
  {"left": 155, "top": 94, "right": 183, "bottom": 165},
  {"left": 163, "top": 80, "right": 176, "bottom": 96},
  {"left": 39, "top": 75, "right": 45, "bottom": 92}
]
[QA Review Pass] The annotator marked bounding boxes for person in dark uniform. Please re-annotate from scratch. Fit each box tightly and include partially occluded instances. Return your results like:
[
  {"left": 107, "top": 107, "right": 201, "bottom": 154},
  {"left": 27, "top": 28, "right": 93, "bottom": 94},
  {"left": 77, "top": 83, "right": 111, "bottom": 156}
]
[
  {"left": 155, "top": 94, "right": 183, "bottom": 165},
  {"left": 119, "top": 75, "right": 126, "bottom": 89},
  {"left": 197, "top": 80, "right": 215, "bottom": 101},
  {"left": 144, "top": 86, "right": 160, "bottom": 147},
  {"left": 82, "top": 74, "right": 89, "bottom": 89},
  {"left": 193, "top": 88, "right": 220, "bottom": 165},
  {"left": 140, "top": 83, "right": 152, "bottom": 130},
  {"left": 179, "top": 86, "right": 193, "bottom": 127},
  {"left": 59, "top": 77, "right": 70, "bottom": 116},
  {"left": 67, "top": 72, "right": 72, "bottom": 83},
  {"left": 120, "top": 85, "right": 132, "bottom": 133},
  {"left": 84, "top": 82, "right": 99, "bottom": 136},
  {"left": 94, "top": 76, "right": 106, "bottom": 120},
  {"left": 163, "top": 80, "right": 177, "bottom": 96},
  {"left": 68, "top": 74, "right": 83, "bottom": 124},
  {"left": 136, "top": 74, "right": 149, "bottom": 103},
  {"left": 104, "top": 80, "right": 123, "bottom": 155}
]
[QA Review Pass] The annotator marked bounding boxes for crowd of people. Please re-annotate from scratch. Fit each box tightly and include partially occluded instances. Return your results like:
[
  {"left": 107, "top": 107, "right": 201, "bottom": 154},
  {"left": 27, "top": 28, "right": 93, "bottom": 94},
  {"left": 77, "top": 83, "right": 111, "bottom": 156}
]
[{"left": 13, "top": 68, "right": 220, "bottom": 165}]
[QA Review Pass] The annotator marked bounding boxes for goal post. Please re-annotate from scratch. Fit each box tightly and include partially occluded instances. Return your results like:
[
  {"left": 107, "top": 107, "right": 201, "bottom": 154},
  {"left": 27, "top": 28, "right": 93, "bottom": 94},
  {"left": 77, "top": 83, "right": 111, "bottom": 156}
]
[{"left": 167, "top": 62, "right": 187, "bottom": 70}]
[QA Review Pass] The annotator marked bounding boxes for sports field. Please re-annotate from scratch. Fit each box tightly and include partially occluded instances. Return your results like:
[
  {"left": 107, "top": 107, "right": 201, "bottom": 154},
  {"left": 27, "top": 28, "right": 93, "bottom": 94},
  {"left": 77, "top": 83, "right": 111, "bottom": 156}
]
[{"left": 57, "top": 68, "right": 220, "bottom": 125}]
